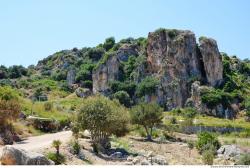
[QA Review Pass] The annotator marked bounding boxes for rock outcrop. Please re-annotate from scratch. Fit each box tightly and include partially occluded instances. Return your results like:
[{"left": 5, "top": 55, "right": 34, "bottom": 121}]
[
  {"left": 75, "top": 87, "right": 91, "bottom": 98},
  {"left": 92, "top": 54, "right": 120, "bottom": 94},
  {"left": 199, "top": 37, "right": 223, "bottom": 86},
  {"left": 0, "top": 146, "right": 54, "bottom": 165},
  {"left": 146, "top": 29, "right": 203, "bottom": 109},
  {"left": 92, "top": 28, "right": 224, "bottom": 111},
  {"left": 117, "top": 43, "right": 139, "bottom": 61}
]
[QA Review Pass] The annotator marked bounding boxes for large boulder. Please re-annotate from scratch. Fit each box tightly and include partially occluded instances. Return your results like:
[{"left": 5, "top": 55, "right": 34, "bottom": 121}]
[
  {"left": 75, "top": 87, "right": 91, "bottom": 98},
  {"left": 146, "top": 29, "right": 203, "bottom": 109},
  {"left": 198, "top": 37, "right": 223, "bottom": 86},
  {"left": 0, "top": 146, "right": 54, "bottom": 165},
  {"left": 217, "top": 145, "right": 242, "bottom": 160}
]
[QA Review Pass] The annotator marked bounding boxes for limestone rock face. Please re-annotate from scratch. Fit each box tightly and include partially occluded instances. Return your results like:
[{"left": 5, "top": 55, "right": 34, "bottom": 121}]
[
  {"left": 66, "top": 69, "right": 76, "bottom": 86},
  {"left": 146, "top": 29, "right": 203, "bottom": 109},
  {"left": 198, "top": 37, "right": 223, "bottom": 86},
  {"left": 117, "top": 43, "right": 139, "bottom": 61},
  {"left": 0, "top": 146, "right": 54, "bottom": 165},
  {"left": 92, "top": 54, "right": 119, "bottom": 94}
]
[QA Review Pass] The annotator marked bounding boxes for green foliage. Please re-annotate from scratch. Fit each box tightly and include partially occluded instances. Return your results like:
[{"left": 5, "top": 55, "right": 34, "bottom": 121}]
[
  {"left": 109, "top": 80, "right": 136, "bottom": 97},
  {"left": 136, "top": 76, "right": 159, "bottom": 97},
  {"left": 202, "top": 149, "right": 214, "bottom": 165},
  {"left": 77, "top": 96, "right": 130, "bottom": 148},
  {"left": 171, "top": 107, "right": 197, "bottom": 119},
  {"left": 47, "top": 152, "right": 65, "bottom": 165},
  {"left": 112, "top": 91, "right": 131, "bottom": 107},
  {"left": 52, "top": 70, "right": 67, "bottom": 81},
  {"left": 0, "top": 99, "right": 21, "bottom": 127},
  {"left": 0, "top": 65, "right": 8, "bottom": 79},
  {"left": 167, "top": 29, "right": 178, "bottom": 39},
  {"left": 70, "top": 140, "right": 81, "bottom": 155},
  {"left": 236, "top": 153, "right": 250, "bottom": 165},
  {"left": 75, "top": 63, "right": 94, "bottom": 83},
  {"left": 245, "top": 97, "right": 250, "bottom": 118},
  {"left": 122, "top": 55, "right": 137, "bottom": 80},
  {"left": 201, "top": 88, "right": 234, "bottom": 108},
  {"left": 44, "top": 102, "right": 53, "bottom": 111},
  {"left": 8, "top": 65, "right": 27, "bottom": 79},
  {"left": 0, "top": 86, "right": 19, "bottom": 100},
  {"left": 103, "top": 37, "right": 115, "bottom": 51},
  {"left": 196, "top": 132, "right": 220, "bottom": 153},
  {"left": 52, "top": 140, "right": 62, "bottom": 155},
  {"left": 130, "top": 102, "right": 163, "bottom": 140}
]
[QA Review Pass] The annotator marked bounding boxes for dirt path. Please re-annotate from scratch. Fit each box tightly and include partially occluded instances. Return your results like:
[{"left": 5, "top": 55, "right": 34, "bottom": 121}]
[{"left": 0, "top": 131, "right": 72, "bottom": 153}]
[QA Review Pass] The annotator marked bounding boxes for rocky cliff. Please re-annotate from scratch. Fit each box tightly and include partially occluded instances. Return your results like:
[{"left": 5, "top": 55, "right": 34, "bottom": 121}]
[{"left": 92, "top": 28, "right": 224, "bottom": 111}]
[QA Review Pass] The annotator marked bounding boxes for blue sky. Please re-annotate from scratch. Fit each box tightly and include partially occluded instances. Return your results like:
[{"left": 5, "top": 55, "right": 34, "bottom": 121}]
[{"left": 0, "top": 0, "right": 249, "bottom": 67}]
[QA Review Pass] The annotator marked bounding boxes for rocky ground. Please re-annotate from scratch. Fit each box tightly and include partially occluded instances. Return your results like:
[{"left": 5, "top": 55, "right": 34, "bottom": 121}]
[{"left": 1, "top": 131, "right": 249, "bottom": 165}]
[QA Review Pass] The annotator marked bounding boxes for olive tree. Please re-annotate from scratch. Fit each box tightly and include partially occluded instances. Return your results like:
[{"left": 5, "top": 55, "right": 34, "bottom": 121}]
[
  {"left": 130, "top": 102, "right": 163, "bottom": 141},
  {"left": 77, "top": 96, "right": 130, "bottom": 152}
]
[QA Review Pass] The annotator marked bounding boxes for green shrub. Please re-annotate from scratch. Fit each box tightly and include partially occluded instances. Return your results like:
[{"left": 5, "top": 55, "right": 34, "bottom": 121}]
[
  {"left": 112, "top": 91, "right": 131, "bottom": 107},
  {"left": 196, "top": 132, "right": 220, "bottom": 153},
  {"left": 44, "top": 102, "right": 53, "bottom": 111},
  {"left": 77, "top": 96, "right": 130, "bottom": 151},
  {"left": 0, "top": 86, "right": 19, "bottom": 100},
  {"left": 71, "top": 140, "right": 80, "bottom": 155},
  {"left": 170, "top": 117, "right": 177, "bottom": 124},
  {"left": 202, "top": 149, "right": 214, "bottom": 165},
  {"left": 47, "top": 152, "right": 65, "bottom": 165},
  {"left": 236, "top": 153, "right": 250, "bottom": 165},
  {"left": 130, "top": 102, "right": 163, "bottom": 141},
  {"left": 136, "top": 76, "right": 159, "bottom": 97},
  {"left": 103, "top": 37, "right": 115, "bottom": 51}
]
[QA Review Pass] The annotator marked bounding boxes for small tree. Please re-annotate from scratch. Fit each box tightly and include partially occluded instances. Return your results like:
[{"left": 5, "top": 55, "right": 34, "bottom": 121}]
[
  {"left": 52, "top": 140, "right": 62, "bottom": 155},
  {"left": 77, "top": 96, "right": 130, "bottom": 152},
  {"left": 130, "top": 102, "right": 163, "bottom": 141}
]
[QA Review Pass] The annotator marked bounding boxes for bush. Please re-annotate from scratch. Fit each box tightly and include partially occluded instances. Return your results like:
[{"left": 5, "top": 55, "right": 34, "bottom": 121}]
[
  {"left": 112, "top": 91, "right": 131, "bottom": 107},
  {"left": 44, "top": 102, "right": 53, "bottom": 111},
  {"left": 47, "top": 152, "right": 65, "bottom": 165},
  {"left": 70, "top": 140, "right": 80, "bottom": 155},
  {"left": 130, "top": 102, "right": 163, "bottom": 141},
  {"left": 0, "top": 86, "right": 19, "bottom": 101},
  {"left": 0, "top": 99, "right": 21, "bottom": 127},
  {"left": 103, "top": 37, "right": 115, "bottom": 51},
  {"left": 202, "top": 149, "right": 214, "bottom": 165},
  {"left": 136, "top": 76, "right": 159, "bottom": 97},
  {"left": 196, "top": 132, "right": 220, "bottom": 153},
  {"left": 236, "top": 153, "right": 250, "bottom": 165},
  {"left": 77, "top": 96, "right": 130, "bottom": 151}
]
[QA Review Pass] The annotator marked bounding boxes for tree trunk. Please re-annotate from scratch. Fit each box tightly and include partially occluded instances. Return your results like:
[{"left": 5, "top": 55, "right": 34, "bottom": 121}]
[{"left": 144, "top": 126, "right": 152, "bottom": 141}]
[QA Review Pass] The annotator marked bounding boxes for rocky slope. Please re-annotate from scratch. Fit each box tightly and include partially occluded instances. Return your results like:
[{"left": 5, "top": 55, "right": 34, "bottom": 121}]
[{"left": 1, "top": 28, "right": 249, "bottom": 118}]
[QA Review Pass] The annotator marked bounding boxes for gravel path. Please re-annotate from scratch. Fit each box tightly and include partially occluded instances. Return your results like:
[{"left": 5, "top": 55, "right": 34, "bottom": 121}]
[{"left": 0, "top": 131, "right": 72, "bottom": 153}]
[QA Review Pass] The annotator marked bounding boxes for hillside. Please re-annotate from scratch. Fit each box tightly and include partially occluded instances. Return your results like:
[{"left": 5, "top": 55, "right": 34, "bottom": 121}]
[{"left": 0, "top": 28, "right": 249, "bottom": 119}]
